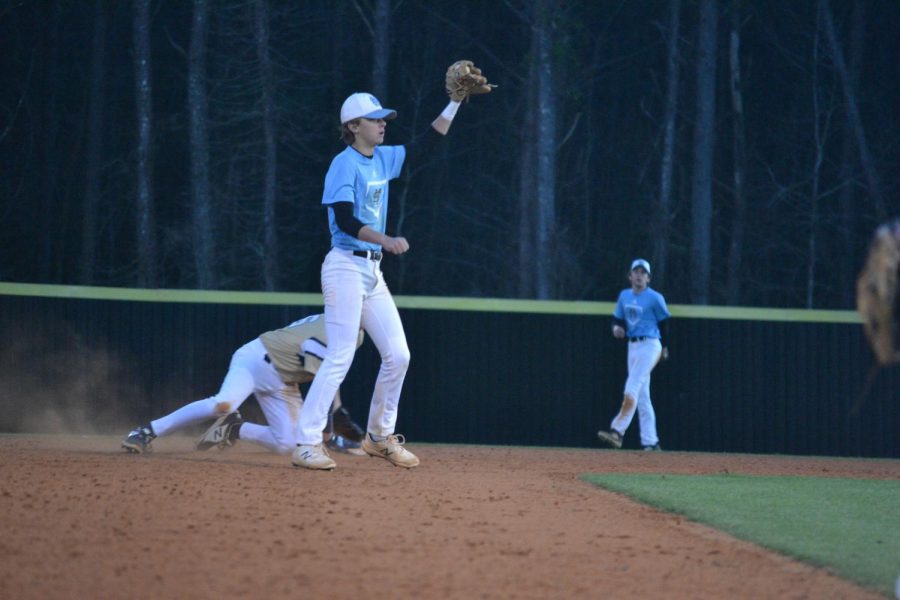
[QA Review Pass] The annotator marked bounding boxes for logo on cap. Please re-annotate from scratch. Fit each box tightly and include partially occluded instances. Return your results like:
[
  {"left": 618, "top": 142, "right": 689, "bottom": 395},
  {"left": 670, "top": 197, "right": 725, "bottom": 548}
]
[{"left": 630, "top": 258, "right": 651, "bottom": 274}]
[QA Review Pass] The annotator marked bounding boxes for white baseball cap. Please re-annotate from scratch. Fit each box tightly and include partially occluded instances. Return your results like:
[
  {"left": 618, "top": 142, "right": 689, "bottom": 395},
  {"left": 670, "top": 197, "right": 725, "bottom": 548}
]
[
  {"left": 630, "top": 258, "right": 651, "bottom": 274},
  {"left": 340, "top": 93, "right": 397, "bottom": 124}
]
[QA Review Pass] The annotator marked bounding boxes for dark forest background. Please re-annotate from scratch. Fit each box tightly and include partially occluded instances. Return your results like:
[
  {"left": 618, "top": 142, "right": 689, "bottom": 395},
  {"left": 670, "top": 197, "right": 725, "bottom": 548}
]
[{"left": 1, "top": 0, "right": 898, "bottom": 307}]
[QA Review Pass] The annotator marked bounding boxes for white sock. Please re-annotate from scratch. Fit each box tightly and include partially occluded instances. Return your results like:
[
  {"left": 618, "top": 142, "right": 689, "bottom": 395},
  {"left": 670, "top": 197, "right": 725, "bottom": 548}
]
[{"left": 151, "top": 399, "right": 217, "bottom": 437}]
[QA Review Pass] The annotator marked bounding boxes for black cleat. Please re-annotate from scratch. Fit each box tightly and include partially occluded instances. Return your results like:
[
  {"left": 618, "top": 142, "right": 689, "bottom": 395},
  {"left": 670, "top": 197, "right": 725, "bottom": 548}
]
[
  {"left": 122, "top": 425, "right": 156, "bottom": 454},
  {"left": 326, "top": 434, "right": 365, "bottom": 455},
  {"left": 332, "top": 407, "right": 365, "bottom": 443},
  {"left": 196, "top": 411, "right": 243, "bottom": 451},
  {"left": 597, "top": 429, "right": 623, "bottom": 449}
]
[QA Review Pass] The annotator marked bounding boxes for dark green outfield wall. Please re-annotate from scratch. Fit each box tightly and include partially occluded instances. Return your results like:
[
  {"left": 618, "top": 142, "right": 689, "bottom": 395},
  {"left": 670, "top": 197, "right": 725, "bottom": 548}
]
[
  {"left": 395, "top": 311, "right": 898, "bottom": 458},
  {"left": 0, "top": 284, "right": 896, "bottom": 458}
]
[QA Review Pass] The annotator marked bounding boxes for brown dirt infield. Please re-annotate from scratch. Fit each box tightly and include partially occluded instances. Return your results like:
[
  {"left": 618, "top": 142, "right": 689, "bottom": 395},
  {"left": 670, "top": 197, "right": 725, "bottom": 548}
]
[{"left": 0, "top": 435, "right": 896, "bottom": 599}]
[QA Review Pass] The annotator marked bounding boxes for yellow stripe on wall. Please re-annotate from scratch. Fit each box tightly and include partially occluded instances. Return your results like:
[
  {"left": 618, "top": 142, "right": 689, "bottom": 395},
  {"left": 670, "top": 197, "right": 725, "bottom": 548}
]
[
  {"left": 0, "top": 281, "right": 862, "bottom": 324},
  {"left": 0, "top": 281, "right": 323, "bottom": 307}
]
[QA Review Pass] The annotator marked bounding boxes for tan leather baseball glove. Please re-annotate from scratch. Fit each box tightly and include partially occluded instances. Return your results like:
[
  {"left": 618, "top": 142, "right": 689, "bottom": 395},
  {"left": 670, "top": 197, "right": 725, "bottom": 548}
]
[
  {"left": 445, "top": 60, "right": 495, "bottom": 103},
  {"left": 856, "top": 219, "right": 900, "bottom": 365}
]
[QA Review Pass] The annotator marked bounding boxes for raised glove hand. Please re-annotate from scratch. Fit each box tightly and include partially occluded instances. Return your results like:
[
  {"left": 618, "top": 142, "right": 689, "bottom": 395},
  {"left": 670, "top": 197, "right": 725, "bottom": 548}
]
[
  {"left": 856, "top": 219, "right": 900, "bottom": 366},
  {"left": 445, "top": 60, "right": 496, "bottom": 103}
]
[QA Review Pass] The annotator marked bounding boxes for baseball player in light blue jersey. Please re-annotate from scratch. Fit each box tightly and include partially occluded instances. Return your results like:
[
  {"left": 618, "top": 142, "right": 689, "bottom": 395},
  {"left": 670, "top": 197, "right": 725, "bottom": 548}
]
[
  {"left": 292, "top": 84, "right": 477, "bottom": 470},
  {"left": 598, "top": 258, "right": 671, "bottom": 451}
]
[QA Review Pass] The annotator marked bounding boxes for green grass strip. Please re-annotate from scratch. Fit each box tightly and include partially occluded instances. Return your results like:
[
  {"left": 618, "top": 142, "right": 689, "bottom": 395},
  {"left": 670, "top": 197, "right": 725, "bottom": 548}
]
[{"left": 583, "top": 473, "right": 899, "bottom": 596}]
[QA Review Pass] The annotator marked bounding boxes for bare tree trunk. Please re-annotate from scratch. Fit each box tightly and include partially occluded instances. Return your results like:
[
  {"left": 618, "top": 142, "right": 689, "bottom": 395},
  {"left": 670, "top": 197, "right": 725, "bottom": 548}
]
[
  {"left": 189, "top": 0, "right": 215, "bottom": 289},
  {"left": 517, "top": 87, "right": 536, "bottom": 298},
  {"left": 819, "top": 0, "right": 886, "bottom": 220},
  {"left": 39, "top": 4, "right": 62, "bottom": 281},
  {"left": 132, "top": 0, "right": 158, "bottom": 287},
  {"left": 807, "top": 14, "right": 827, "bottom": 308},
  {"left": 517, "top": 25, "right": 538, "bottom": 298},
  {"left": 390, "top": 74, "right": 428, "bottom": 293},
  {"left": 837, "top": 0, "right": 865, "bottom": 307},
  {"left": 533, "top": 0, "right": 557, "bottom": 300},
  {"left": 331, "top": 3, "right": 348, "bottom": 112},
  {"left": 255, "top": 0, "right": 278, "bottom": 291},
  {"left": 372, "top": 0, "right": 390, "bottom": 99},
  {"left": 725, "top": 0, "right": 746, "bottom": 305},
  {"left": 689, "top": 0, "right": 718, "bottom": 304},
  {"left": 80, "top": 0, "right": 107, "bottom": 285},
  {"left": 652, "top": 0, "right": 681, "bottom": 285}
]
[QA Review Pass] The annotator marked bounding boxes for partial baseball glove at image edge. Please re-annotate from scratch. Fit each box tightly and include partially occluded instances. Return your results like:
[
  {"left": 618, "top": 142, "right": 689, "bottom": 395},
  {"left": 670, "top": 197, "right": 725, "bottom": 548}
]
[
  {"left": 446, "top": 59, "right": 496, "bottom": 103},
  {"left": 856, "top": 218, "right": 900, "bottom": 366}
]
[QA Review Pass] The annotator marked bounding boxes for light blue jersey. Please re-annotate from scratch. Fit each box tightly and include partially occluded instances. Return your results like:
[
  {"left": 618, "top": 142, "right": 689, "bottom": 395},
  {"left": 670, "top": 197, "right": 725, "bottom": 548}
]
[
  {"left": 614, "top": 287, "right": 671, "bottom": 338},
  {"left": 321, "top": 144, "right": 406, "bottom": 251}
]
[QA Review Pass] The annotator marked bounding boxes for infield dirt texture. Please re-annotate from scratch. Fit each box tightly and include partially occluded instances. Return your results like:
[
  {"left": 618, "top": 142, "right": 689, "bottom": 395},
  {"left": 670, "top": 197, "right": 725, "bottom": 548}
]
[{"left": 0, "top": 435, "right": 893, "bottom": 599}]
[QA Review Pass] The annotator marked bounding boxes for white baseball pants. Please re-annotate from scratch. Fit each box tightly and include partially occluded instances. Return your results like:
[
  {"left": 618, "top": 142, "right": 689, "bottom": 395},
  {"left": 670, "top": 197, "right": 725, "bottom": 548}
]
[
  {"left": 610, "top": 338, "right": 662, "bottom": 447},
  {"left": 151, "top": 338, "right": 304, "bottom": 454},
  {"left": 295, "top": 248, "right": 410, "bottom": 445}
]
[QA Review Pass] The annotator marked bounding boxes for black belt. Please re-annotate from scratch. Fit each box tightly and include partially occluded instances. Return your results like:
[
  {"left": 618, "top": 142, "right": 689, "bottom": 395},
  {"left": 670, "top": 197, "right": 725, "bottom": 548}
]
[
  {"left": 629, "top": 336, "right": 649, "bottom": 343},
  {"left": 353, "top": 250, "right": 382, "bottom": 261}
]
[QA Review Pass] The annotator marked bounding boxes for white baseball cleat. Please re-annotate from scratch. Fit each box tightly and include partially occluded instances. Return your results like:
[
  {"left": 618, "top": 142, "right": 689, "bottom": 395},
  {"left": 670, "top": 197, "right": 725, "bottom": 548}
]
[
  {"left": 291, "top": 444, "right": 337, "bottom": 471},
  {"left": 361, "top": 433, "right": 420, "bottom": 468}
]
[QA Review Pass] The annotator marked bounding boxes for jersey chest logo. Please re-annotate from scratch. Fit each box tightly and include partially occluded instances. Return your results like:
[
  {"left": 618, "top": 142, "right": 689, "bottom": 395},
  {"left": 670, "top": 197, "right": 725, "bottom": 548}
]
[
  {"left": 364, "top": 176, "right": 388, "bottom": 214},
  {"left": 625, "top": 303, "right": 644, "bottom": 326}
]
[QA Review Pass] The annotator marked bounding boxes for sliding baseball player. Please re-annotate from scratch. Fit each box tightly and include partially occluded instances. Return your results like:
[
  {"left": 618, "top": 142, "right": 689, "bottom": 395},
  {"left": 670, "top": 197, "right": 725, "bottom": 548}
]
[{"left": 122, "top": 314, "right": 365, "bottom": 456}]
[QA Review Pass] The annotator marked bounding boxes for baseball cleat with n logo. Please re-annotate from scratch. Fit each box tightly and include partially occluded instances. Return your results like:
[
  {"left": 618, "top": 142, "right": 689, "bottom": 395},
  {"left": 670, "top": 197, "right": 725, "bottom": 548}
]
[
  {"left": 195, "top": 411, "right": 243, "bottom": 451},
  {"left": 361, "top": 433, "right": 420, "bottom": 468}
]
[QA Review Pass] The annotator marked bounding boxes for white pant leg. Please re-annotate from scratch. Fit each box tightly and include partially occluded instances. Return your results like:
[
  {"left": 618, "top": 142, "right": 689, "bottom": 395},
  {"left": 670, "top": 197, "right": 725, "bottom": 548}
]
[
  {"left": 151, "top": 340, "right": 260, "bottom": 437},
  {"left": 610, "top": 339, "right": 661, "bottom": 437},
  {"left": 208, "top": 339, "right": 300, "bottom": 454},
  {"left": 296, "top": 250, "right": 368, "bottom": 445},
  {"left": 241, "top": 386, "right": 304, "bottom": 455},
  {"left": 609, "top": 396, "right": 636, "bottom": 436},
  {"left": 360, "top": 272, "right": 410, "bottom": 437},
  {"left": 637, "top": 378, "right": 658, "bottom": 446}
]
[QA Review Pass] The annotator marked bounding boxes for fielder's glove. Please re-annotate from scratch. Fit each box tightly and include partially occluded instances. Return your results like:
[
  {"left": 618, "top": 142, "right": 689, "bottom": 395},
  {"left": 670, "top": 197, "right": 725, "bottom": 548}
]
[
  {"left": 445, "top": 60, "right": 495, "bottom": 103},
  {"left": 856, "top": 219, "right": 900, "bottom": 366},
  {"left": 332, "top": 406, "right": 364, "bottom": 443}
]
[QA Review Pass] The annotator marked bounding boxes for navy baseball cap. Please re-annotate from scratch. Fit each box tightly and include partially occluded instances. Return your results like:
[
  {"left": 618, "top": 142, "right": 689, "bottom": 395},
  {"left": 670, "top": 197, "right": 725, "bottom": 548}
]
[
  {"left": 340, "top": 93, "right": 397, "bottom": 124},
  {"left": 630, "top": 258, "right": 651, "bottom": 274}
]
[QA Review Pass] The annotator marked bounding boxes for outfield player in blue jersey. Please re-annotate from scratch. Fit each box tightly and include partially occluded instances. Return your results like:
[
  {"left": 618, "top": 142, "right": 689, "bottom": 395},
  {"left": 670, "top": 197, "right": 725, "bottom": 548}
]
[
  {"left": 597, "top": 258, "right": 671, "bottom": 451},
  {"left": 292, "top": 79, "right": 484, "bottom": 470}
]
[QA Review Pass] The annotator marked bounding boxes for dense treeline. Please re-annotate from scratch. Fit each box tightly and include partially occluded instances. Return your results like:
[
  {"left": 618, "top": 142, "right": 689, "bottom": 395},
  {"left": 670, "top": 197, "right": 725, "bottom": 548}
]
[{"left": 1, "top": 0, "right": 897, "bottom": 307}]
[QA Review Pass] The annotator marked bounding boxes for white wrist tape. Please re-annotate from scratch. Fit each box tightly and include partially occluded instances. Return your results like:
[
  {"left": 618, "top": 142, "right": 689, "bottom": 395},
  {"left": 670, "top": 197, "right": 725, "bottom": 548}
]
[{"left": 441, "top": 100, "right": 461, "bottom": 121}]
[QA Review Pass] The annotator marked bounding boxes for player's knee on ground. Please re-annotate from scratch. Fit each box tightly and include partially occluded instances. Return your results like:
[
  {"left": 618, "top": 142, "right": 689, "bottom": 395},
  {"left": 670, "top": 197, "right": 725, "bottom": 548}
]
[
  {"left": 269, "top": 435, "right": 295, "bottom": 455},
  {"left": 268, "top": 424, "right": 301, "bottom": 454}
]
